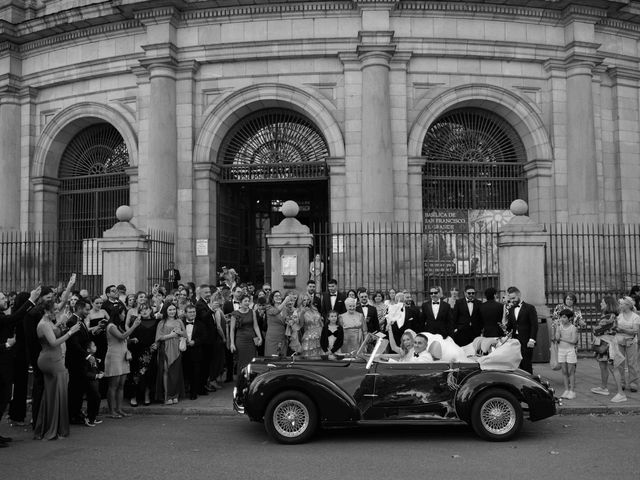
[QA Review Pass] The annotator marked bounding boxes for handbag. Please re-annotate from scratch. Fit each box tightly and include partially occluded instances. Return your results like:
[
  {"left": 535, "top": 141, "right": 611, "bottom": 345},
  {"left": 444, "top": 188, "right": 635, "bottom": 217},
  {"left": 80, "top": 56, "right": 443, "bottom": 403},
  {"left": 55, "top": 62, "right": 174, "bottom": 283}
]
[
  {"left": 179, "top": 337, "right": 187, "bottom": 352},
  {"left": 592, "top": 339, "right": 609, "bottom": 355},
  {"left": 124, "top": 350, "right": 132, "bottom": 362}
]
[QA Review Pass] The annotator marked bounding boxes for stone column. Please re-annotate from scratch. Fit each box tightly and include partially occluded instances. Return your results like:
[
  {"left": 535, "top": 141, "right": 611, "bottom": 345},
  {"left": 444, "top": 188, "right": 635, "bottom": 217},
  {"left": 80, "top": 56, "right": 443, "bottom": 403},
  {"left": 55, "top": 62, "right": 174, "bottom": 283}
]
[
  {"left": 266, "top": 201, "right": 314, "bottom": 294},
  {"left": 100, "top": 206, "right": 149, "bottom": 293},
  {"left": 192, "top": 162, "right": 219, "bottom": 284},
  {"left": 140, "top": 62, "right": 177, "bottom": 233},
  {"left": 358, "top": 33, "right": 395, "bottom": 224},
  {"left": 0, "top": 92, "right": 21, "bottom": 229},
  {"left": 498, "top": 199, "right": 550, "bottom": 362},
  {"left": 565, "top": 59, "right": 598, "bottom": 221}
]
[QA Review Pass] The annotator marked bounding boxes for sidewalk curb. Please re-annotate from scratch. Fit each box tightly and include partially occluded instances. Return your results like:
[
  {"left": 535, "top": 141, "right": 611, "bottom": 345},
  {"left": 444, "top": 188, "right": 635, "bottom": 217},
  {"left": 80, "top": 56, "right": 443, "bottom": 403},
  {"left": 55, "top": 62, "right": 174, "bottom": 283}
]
[{"left": 557, "top": 405, "right": 640, "bottom": 415}]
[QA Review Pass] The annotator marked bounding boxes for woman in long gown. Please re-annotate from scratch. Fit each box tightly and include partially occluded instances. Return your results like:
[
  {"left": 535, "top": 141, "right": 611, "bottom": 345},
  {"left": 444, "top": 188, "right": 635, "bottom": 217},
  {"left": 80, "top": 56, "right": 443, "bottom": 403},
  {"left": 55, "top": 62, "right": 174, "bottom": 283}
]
[
  {"left": 298, "top": 294, "right": 324, "bottom": 357},
  {"left": 230, "top": 294, "right": 262, "bottom": 373},
  {"left": 155, "top": 304, "right": 185, "bottom": 404},
  {"left": 34, "top": 300, "right": 81, "bottom": 440},
  {"left": 309, "top": 254, "right": 324, "bottom": 291},
  {"left": 264, "top": 291, "right": 288, "bottom": 356},
  {"left": 339, "top": 297, "right": 367, "bottom": 354}
]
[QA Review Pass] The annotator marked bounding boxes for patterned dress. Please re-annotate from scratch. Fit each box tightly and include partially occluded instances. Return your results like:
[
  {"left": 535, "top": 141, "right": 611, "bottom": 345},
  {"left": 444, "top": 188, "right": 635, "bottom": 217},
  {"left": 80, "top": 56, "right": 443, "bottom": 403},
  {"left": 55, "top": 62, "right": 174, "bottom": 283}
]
[{"left": 299, "top": 307, "right": 323, "bottom": 356}]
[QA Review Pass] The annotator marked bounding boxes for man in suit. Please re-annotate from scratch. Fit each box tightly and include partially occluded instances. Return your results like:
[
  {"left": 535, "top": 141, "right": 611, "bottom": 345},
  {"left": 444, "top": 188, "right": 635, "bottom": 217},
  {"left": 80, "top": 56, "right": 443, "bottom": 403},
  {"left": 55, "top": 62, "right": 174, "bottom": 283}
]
[
  {"left": 321, "top": 278, "right": 346, "bottom": 317},
  {"left": 452, "top": 285, "right": 483, "bottom": 347},
  {"left": 162, "top": 261, "right": 181, "bottom": 293},
  {"left": 195, "top": 285, "right": 216, "bottom": 392},
  {"left": 0, "top": 286, "right": 38, "bottom": 446},
  {"left": 505, "top": 286, "right": 538, "bottom": 374},
  {"left": 65, "top": 298, "right": 94, "bottom": 424},
  {"left": 221, "top": 286, "right": 243, "bottom": 382},
  {"left": 421, "top": 286, "right": 453, "bottom": 338},
  {"left": 356, "top": 289, "right": 379, "bottom": 333},
  {"left": 103, "top": 285, "right": 126, "bottom": 325},
  {"left": 297, "top": 280, "right": 322, "bottom": 312},
  {"left": 183, "top": 304, "right": 211, "bottom": 399},
  {"left": 389, "top": 291, "right": 421, "bottom": 345}
]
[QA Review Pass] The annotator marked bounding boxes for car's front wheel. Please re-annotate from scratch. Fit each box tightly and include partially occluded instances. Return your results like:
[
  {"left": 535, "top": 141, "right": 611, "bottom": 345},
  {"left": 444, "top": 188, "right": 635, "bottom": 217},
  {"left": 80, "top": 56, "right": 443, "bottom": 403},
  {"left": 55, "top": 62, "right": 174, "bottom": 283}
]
[
  {"left": 264, "top": 390, "right": 318, "bottom": 444},
  {"left": 470, "top": 388, "right": 523, "bottom": 441}
]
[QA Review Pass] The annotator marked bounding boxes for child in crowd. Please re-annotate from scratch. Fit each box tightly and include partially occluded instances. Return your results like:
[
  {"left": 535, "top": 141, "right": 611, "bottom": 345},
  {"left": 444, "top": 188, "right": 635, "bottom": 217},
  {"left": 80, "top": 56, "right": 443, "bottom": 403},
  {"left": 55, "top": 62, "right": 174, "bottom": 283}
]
[
  {"left": 84, "top": 340, "right": 104, "bottom": 426},
  {"left": 552, "top": 309, "right": 579, "bottom": 399},
  {"left": 321, "top": 310, "right": 344, "bottom": 356}
]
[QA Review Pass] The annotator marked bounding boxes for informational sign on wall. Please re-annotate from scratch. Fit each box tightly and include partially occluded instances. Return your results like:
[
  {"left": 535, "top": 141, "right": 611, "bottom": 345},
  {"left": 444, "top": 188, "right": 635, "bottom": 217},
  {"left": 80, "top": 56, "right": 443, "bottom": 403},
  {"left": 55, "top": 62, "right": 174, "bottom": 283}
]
[
  {"left": 281, "top": 255, "right": 297, "bottom": 276},
  {"left": 195, "top": 239, "right": 208, "bottom": 256},
  {"left": 423, "top": 210, "right": 513, "bottom": 276}
]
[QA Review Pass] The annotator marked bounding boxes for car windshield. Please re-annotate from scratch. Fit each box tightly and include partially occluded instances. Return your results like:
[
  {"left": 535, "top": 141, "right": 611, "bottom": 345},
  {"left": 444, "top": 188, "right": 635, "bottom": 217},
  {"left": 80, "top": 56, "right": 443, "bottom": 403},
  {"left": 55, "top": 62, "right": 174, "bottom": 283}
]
[{"left": 354, "top": 333, "right": 389, "bottom": 365}]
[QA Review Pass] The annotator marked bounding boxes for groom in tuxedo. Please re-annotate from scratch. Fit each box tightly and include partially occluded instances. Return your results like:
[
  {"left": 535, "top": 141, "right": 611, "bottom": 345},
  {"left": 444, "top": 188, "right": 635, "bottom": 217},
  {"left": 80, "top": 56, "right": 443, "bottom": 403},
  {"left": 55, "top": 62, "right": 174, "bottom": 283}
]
[
  {"left": 505, "top": 286, "right": 538, "bottom": 374},
  {"left": 65, "top": 298, "right": 94, "bottom": 424},
  {"left": 420, "top": 286, "right": 453, "bottom": 338},
  {"left": 321, "top": 279, "right": 346, "bottom": 318}
]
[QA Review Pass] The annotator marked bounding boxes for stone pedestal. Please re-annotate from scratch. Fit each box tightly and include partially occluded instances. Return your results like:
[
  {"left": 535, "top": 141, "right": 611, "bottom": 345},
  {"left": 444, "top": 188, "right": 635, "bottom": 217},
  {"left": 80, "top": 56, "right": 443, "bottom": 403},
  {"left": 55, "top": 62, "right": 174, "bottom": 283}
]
[
  {"left": 100, "top": 206, "right": 149, "bottom": 292},
  {"left": 266, "top": 201, "right": 314, "bottom": 294},
  {"left": 498, "top": 199, "right": 550, "bottom": 362}
]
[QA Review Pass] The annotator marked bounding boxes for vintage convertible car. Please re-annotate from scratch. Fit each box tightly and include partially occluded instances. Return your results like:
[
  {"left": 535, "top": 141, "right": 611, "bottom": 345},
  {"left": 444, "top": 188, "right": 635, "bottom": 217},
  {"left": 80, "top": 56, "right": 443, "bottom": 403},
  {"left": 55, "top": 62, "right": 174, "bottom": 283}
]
[{"left": 233, "top": 336, "right": 557, "bottom": 444}]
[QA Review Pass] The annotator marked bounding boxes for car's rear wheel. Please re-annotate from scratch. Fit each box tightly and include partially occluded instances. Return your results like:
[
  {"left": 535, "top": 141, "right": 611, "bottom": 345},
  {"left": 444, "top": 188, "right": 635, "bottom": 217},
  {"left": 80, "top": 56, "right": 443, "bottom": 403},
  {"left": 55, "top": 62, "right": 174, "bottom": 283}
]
[
  {"left": 471, "top": 388, "right": 523, "bottom": 441},
  {"left": 264, "top": 390, "right": 318, "bottom": 444}
]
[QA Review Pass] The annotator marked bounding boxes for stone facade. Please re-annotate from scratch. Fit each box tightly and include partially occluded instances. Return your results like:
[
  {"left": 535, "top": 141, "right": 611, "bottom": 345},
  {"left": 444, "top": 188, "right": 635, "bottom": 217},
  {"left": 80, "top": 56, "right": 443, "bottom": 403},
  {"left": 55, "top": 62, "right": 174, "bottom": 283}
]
[{"left": 1, "top": 0, "right": 640, "bottom": 283}]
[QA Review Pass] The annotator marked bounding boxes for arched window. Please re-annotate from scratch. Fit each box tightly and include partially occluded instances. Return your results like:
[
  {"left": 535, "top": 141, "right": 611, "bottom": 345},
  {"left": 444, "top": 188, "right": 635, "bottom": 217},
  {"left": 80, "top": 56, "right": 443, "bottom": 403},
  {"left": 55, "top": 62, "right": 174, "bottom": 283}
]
[
  {"left": 422, "top": 108, "right": 527, "bottom": 210},
  {"left": 219, "top": 108, "right": 329, "bottom": 182},
  {"left": 58, "top": 123, "right": 130, "bottom": 240}
]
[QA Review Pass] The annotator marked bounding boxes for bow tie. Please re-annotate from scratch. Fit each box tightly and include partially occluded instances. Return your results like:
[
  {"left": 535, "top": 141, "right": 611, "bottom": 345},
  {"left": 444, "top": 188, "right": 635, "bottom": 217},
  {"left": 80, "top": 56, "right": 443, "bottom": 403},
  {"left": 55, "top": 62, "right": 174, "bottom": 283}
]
[
  {"left": 330, "top": 294, "right": 337, "bottom": 297},
  {"left": 186, "top": 321, "right": 194, "bottom": 324},
  {"left": 432, "top": 302, "right": 439, "bottom": 305},
  {"left": 413, "top": 352, "right": 420, "bottom": 358},
  {"left": 233, "top": 301, "right": 240, "bottom": 304},
  {"left": 467, "top": 300, "right": 474, "bottom": 303}
]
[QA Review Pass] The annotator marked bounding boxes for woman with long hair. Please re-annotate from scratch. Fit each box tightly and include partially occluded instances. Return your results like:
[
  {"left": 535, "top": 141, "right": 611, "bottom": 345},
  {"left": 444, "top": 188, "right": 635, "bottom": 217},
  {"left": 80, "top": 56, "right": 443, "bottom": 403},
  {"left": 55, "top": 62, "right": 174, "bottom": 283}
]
[
  {"left": 104, "top": 307, "right": 141, "bottom": 418},
  {"left": 264, "top": 291, "right": 289, "bottom": 356},
  {"left": 128, "top": 303, "right": 158, "bottom": 406},
  {"left": 384, "top": 327, "right": 417, "bottom": 362},
  {"left": 590, "top": 296, "right": 625, "bottom": 402},
  {"left": 33, "top": 300, "right": 81, "bottom": 440},
  {"left": 298, "top": 293, "right": 324, "bottom": 357},
  {"left": 155, "top": 303, "right": 186, "bottom": 405}
]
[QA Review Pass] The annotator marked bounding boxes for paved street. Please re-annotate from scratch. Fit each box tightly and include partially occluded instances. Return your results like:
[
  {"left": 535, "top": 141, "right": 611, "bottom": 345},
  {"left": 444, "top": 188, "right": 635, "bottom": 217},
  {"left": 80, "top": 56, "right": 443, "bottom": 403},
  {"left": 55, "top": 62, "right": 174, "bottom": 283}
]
[{"left": 3, "top": 413, "right": 639, "bottom": 480}]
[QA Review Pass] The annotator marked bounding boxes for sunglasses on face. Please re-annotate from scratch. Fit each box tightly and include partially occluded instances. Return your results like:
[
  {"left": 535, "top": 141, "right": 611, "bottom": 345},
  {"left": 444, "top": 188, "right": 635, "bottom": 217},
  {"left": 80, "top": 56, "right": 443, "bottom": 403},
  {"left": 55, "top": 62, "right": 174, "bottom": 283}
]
[
  {"left": 466, "top": 291, "right": 476, "bottom": 295},
  {"left": 429, "top": 291, "right": 439, "bottom": 295}
]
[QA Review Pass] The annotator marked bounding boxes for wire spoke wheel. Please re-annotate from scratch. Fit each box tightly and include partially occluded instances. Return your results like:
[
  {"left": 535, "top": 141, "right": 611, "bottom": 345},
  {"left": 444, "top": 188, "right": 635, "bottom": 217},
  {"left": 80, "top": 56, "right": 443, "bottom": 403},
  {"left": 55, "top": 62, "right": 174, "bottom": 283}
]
[
  {"left": 273, "top": 399, "right": 310, "bottom": 438},
  {"left": 479, "top": 397, "right": 517, "bottom": 435}
]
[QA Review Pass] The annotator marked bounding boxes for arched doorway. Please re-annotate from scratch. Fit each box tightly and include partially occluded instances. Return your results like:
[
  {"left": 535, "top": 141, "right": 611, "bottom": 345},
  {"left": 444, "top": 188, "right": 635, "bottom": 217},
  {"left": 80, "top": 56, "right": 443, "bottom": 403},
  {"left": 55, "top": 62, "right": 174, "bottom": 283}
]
[
  {"left": 217, "top": 108, "right": 330, "bottom": 284},
  {"left": 421, "top": 107, "right": 527, "bottom": 293},
  {"left": 57, "top": 123, "right": 130, "bottom": 276}
]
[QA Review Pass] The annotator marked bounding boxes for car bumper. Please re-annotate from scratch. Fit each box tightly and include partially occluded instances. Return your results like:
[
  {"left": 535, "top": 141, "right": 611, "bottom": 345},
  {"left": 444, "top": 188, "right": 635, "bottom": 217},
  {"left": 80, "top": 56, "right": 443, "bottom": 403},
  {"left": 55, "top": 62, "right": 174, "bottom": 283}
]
[{"left": 232, "top": 386, "right": 245, "bottom": 414}]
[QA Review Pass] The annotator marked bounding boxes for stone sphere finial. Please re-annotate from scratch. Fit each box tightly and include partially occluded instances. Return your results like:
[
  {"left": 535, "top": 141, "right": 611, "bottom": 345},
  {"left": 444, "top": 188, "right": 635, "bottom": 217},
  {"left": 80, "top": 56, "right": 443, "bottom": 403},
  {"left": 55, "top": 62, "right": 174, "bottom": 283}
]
[
  {"left": 116, "top": 205, "right": 134, "bottom": 222},
  {"left": 281, "top": 200, "right": 299, "bottom": 218},
  {"left": 510, "top": 199, "right": 529, "bottom": 216}
]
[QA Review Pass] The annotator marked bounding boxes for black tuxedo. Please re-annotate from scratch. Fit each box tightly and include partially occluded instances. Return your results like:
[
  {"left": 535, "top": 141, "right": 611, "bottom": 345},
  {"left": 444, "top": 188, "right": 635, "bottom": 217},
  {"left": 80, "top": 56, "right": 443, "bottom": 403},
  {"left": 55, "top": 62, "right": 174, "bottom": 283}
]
[
  {"left": 420, "top": 300, "right": 453, "bottom": 338},
  {"left": 163, "top": 268, "right": 181, "bottom": 292},
  {"left": 356, "top": 303, "right": 379, "bottom": 333},
  {"left": 321, "top": 292, "right": 347, "bottom": 317},
  {"left": 65, "top": 314, "right": 93, "bottom": 421},
  {"left": 506, "top": 301, "right": 539, "bottom": 374},
  {"left": 103, "top": 299, "right": 126, "bottom": 324},
  {"left": 452, "top": 298, "right": 483, "bottom": 346},
  {"left": 0, "top": 298, "right": 34, "bottom": 421},
  {"left": 389, "top": 304, "right": 421, "bottom": 345},
  {"left": 479, "top": 299, "right": 504, "bottom": 338},
  {"left": 183, "top": 316, "right": 210, "bottom": 397}
]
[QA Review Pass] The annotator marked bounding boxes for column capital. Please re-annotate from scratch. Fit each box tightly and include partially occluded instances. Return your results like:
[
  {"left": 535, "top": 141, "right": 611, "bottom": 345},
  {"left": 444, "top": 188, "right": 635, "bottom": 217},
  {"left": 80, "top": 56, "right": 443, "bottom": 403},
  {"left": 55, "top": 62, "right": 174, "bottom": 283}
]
[
  {"left": 176, "top": 60, "right": 201, "bottom": 80},
  {"left": 607, "top": 66, "right": 640, "bottom": 85},
  {"left": 193, "top": 162, "right": 221, "bottom": 182},
  {"left": 523, "top": 159, "right": 553, "bottom": 179},
  {"left": 139, "top": 43, "right": 179, "bottom": 76},
  {"left": 31, "top": 176, "right": 61, "bottom": 192}
]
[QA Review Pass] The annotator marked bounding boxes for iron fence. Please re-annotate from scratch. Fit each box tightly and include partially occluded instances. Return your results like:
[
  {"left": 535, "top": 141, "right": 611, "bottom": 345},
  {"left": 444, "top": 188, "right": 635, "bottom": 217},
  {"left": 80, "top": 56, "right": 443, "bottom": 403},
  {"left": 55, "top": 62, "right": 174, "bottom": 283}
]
[
  {"left": 0, "top": 230, "right": 174, "bottom": 295},
  {"left": 545, "top": 223, "right": 640, "bottom": 349},
  {"left": 147, "top": 229, "right": 176, "bottom": 292},
  {"left": 310, "top": 222, "right": 501, "bottom": 304}
]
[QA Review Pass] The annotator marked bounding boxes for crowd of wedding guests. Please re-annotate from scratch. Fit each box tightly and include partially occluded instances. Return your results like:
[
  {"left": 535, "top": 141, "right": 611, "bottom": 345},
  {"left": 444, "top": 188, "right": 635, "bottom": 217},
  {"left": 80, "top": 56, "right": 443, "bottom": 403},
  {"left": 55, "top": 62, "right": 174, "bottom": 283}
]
[{"left": 1, "top": 263, "right": 639, "bottom": 446}]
